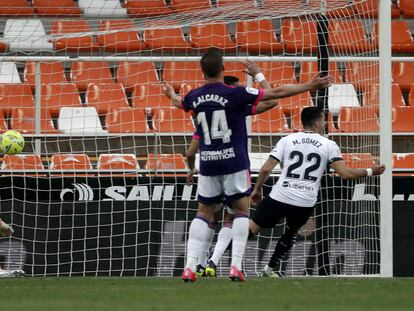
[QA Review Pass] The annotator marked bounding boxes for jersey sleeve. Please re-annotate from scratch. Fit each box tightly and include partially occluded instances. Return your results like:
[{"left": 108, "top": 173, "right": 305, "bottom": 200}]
[
  {"left": 192, "top": 128, "right": 201, "bottom": 140},
  {"left": 234, "top": 86, "right": 265, "bottom": 111},
  {"left": 269, "top": 138, "right": 285, "bottom": 162},
  {"left": 327, "top": 140, "right": 343, "bottom": 164}
]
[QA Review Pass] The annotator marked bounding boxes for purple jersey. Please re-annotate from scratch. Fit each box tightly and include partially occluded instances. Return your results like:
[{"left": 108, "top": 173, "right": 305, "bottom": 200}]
[{"left": 182, "top": 82, "right": 264, "bottom": 176}]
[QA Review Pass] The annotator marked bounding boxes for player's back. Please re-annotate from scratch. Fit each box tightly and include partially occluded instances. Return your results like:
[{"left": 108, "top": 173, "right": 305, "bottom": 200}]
[{"left": 270, "top": 132, "right": 342, "bottom": 207}]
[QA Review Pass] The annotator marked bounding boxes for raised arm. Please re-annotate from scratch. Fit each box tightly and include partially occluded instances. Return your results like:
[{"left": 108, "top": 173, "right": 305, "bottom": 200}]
[
  {"left": 251, "top": 157, "right": 279, "bottom": 205},
  {"left": 162, "top": 82, "right": 183, "bottom": 109},
  {"left": 330, "top": 161, "right": 385, "bottom": 180}
]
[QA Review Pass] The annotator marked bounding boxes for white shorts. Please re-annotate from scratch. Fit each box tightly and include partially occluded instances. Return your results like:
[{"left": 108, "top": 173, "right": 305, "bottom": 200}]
[{"left": 197, "top": 169, "right": 252, "bottom": 205}]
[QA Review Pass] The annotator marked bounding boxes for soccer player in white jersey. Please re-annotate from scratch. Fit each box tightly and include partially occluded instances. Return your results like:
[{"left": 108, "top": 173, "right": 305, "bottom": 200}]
[
  {"left": 163, "top": 47, "right": 332, "bottom": 282},
  {"left": 250, "top": 106, "right": 385, "bottom": 277},
  {"left": 0, "top": 218, "right": 13, "bottom": 237}
]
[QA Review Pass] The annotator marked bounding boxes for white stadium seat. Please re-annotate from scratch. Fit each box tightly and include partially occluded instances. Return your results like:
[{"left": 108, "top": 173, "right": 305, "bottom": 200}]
[
  {"left": 328, "top": 83, "right": 361, "bottom": 116},
  {"left": 58, "top": 107, "right": 108, "bottom": 134},
  {"left": 78, "top": 0, "right": 127, "bottom": 17},
  {"left": 0, "top": 62, "right": 21, "bottom": 83}
]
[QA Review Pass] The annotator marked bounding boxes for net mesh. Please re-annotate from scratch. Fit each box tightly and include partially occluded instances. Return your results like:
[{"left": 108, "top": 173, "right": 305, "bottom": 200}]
[{"left": 0, "top": 0, "right": 385, "bottom": 276}]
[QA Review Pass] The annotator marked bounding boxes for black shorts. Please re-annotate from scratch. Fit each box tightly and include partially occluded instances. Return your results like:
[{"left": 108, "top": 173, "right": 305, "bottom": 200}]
[{"left": 251, "top": 196, "right": 313, "bottom": 232}]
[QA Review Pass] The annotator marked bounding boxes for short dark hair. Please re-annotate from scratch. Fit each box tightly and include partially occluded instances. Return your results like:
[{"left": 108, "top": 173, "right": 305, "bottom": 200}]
[
  {"left": 200, "top": 47, "right": 224, "bottom": 78},
  {"left": 301, "top": 106, "right": 324, "bottom": 128},
  {"left": 224, "top": 75, "right": 239, "bottom": 86}
]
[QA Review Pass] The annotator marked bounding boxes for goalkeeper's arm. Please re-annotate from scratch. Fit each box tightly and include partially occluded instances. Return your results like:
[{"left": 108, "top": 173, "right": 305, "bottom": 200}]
[{"left": 330, "top": 161, "right": 385, "bottom": 179}]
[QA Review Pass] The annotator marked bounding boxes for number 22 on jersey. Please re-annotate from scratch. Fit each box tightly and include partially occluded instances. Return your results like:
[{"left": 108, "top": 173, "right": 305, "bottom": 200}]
[{"left": 197, "top": 110, "right": 232, "bottom": 145}]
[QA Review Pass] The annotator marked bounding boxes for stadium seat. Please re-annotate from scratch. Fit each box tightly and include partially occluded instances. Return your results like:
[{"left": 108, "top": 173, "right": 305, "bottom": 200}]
[
  {"left": 341, "top": 153, "right": 375, "bottom": 169},
  {"left": 78, "top": 0, "right": 127, "bottom": 17},
  {"left": 10, "top": 107, "right": 58, "bottom": 134},
  {"left": 258, "top": 62, "right": 297, "bottom": 86},
  {"left": 97, "top": 154, "right": 140, "bottom": 176},
  {"left": 224, "top": 62, "right": 247, "bottom": 85},
  {"left": 125, "top": 0, "right": 172, "bottom": 17},
  {"left": 0, "top": 42, "right": 7, "bottom": 53},
  {"left": 290, "top": 107, "right": 336, "bottom": 133},
  {"left": 392, "top": 62, "right": 414, "bottom": 92},
  {"left": 170, "top": 0, "right": 211, "bottom": 12},
  {"left": 86, "top": 83, "right": 129, "bottom": 115},
  {"left": 1, "top": 154, "right": 45, "bottom": 173},
  {"left": 145, "top": 154, "right": 187, "bottom": 176},
  {"left": 179, "top": 84, "right": 193, "bottom": 97},
  {"left": 50, "top": 154, "right": 93, "bottom": 171},
  {"left": 143, "top": 21, "right": 189, "bottom": 52},
  {"left": 153, "top": 108, "right": 195, "bottom": 133},
  {"left": 105, "top": 107, "right": 151, "bottom": 133},
  {"left": 24, "top": 62, "right": 67, "bottom": 87},
  {"left": 400, "top": 0, "right": 414, "bottom": 18},
  {"left": 132, "top": 84, "right": 171, "bottom": 110},
  {"left": 41, "top": 83, "right": 82, "bottom": 117},
  {"left": 235, "top": 19, "right": 283, "bottom": 53},
  {"left": 328, "top": 20, "right": 372, "bottom": 53},
  {"left": 392, "top": 106, "right": 414, "bottom": 132},
  {"left": 278, "top": 92, "right": 313, "bottom": 116},
  {"left": 98, "top": 19, "right": 145, "bottom": 52},
  {"left": 0, "top": 62, "right": 21, "bottom": 83},
  {"left": 251, "top": 107, "right": 288, "bottom": 133},
  {"left": 352, "top": 0, "right": 400, "bottom": 18},
  {"left": 299, "top": 62, "right": 342, "bottom": 84},
  {"left": 345, "top": 62, "right": 379, "bottom": 91},
  {"left": 371, "top": 21, "right": 414, "bottom": 53},
  {"left": 116, "top": 62, "right": 159, "bottom": 92},
  {"left": 0, "top": 84, "right": 34, "bottom": 115},
  {"left": 58, "top": 107, "right": 108, "bottom": 134},
  {"left": 393, "top": 153, "right": 414, "bottom": 169},
  {"left": 338, "top": 107, "right": 379, "bottom": 133},
  {"left": 408, "top": 84, "right": 414, "bottom": 106},
  {"left": 189, "top": 22, "right": 236, "bottom": 51},
  {"left": 281, "top": 19, "right": 318, "bottom": 53},
  {"left": 217, "top": 0, "right": 256, "bottom": 6},
  {"left": 70, "top": 61, "right": 113, "bottom": 91},
  {"left": 33, "top": 0, "right": 82, "bottom": 16},
  {"left": 50, "top": 20, "right": 97, "bottom": 52},
  {"left": 363, "top": 84, "right": 405, "bottom": 111},
  {"left": 0, "top": 111, "right": 8, "bottom": 131},
  {"left": 163, "top": 62, "right": 204, "bottom": 92},
  {"left": 0, "top": 0, "right": 34, "bottom": 16},
  {"left": 328, "top": 84, "right": 360, "bottom": 116},
  {"left": 4, "top": 19, "right": 53, "bottom": 51}
]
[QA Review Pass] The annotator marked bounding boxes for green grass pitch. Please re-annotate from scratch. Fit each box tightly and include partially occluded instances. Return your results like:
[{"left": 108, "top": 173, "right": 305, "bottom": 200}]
[{"left": 2, "top": 277, "right": 414, "bottom": 311}]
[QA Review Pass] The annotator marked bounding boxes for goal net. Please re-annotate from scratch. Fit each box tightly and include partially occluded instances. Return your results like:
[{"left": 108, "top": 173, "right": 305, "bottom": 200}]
[{"left": 0, "top": 0, "right": 384, "bottom": 277}]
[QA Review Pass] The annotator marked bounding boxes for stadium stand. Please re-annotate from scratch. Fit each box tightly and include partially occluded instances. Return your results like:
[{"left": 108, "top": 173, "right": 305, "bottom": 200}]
[
  {"left": 58, "top": 107, "right": 107, "bottom": 134},
  {"left": 258, "top": 62, "right": 297, "bottom": 86},
  {"left": 400, "top": 0, "right": 414, "bottom": 18},
  {"left": 143, "top": 21, "right": 189, "bottom": 52},
  {"left": 278, "top": 92, "right": 313, "bottom": 116},
  {"left": 105, "top": 107, "right": 151, "bottom": 133},
  {"left": 216, "top": 0, "right": 256, "bottom": 6},
  {"left": 86, "top": 83, "right": 130, "bottom": 115},
  {"left": 0, "top": 0, "right": 34, "bottom": 15},
  {"left": 393, "top": 153, "right": 414, "bottom": 169},
  {"left": 338, "top": 107, "right": 379, "bottom": 133},
  {"left": 10, "top": 108, "right": 58, "bottom": 134},
  {"left": 392, "top": 62, "right": 414, "bottom": 92},
  {"left": 50, "top": 153, "right": 93, "bottom": 171},
  {"left": 345, "top": 62, "right": 379, "bottom": 91},
  {"left": 281, "top": 19, "right": 317, "bottom": 53},
  {"left": 371, "top": 21, "right": 414, "bottom": 53},
  {"left": 392, "top": 106, "right": 414, "bottom": 132},
  {"left": 0, "top": 84, "right": 34, "bottom": 115},
  {"left": 41, "top": 83, "right": 83, "bottom": 117},
  {"left": 341, "top": 153, "right": 375, "bottom": 169},
  {"left": 163, "top": 62, "right": 204, "bottom": 92},
  {"left": 152, "top": 108, "right": 195, "bottom": 133},
  {"left": 132, "top": 84, "right": 171, "bottom": 110},
  {"left": 4, "top": 19, "right": 53, "bottom": 51},
  {"left": 0, "top": 62, "right": 21, "bottom": 83},
  {"left": 251, "top": 107, "right": 288, "bottom": 133},
  {"left": 116, "top": 62, "right": 160, "bottom": 91},
  {"left": 70, "top": 61, "right": 114, "bottom": 91},
  {"left": 224, "top": 62, "right": 248, "bottom": 85},
  {"left": 0, "top": 111, "right": 7, "bottom": 131},
  {"left": 33, "top": 0, "right": 82, "bottom": 16},
  {"left": 364, "top": 84, "right": 405, "bottom": 111},
  {"left": 351, "top": 0, "right": 400, "bottom": 18},
  {"left": 144, "top": 153, "right": 187, "bottom": 175},
  {"left": 170, "top": 0, "right": 211, "bottom": 12},
  {"left": 299, "top": 62, "right": 342, "bottom": 84},
  {"left": 78, "top": 0, "right": 127, "bottom": 17},
  {"left": 50, "top": 20, "right": 97, "bottom": 52},
  {"left": 97, "top": 153, "right": 140, "bottom": 176},
  {"left": 328, "top": 84, "right": 360, "bottom": 116},
  {"left": 124, "top": 0, "right": 173, "bottom": 17},
  {"left": 328, "top": 20, "right": 372, "bottom": 53},
  {"left": 24, "top": 62, "right": 67, "bottom": 87},
  {"left": 98, "top": 19, "right": 145, "bottom": 52},
  {"left": 189, "top": 22, "right": 236, "bottom": 51},
  {"left": 1, "top": 154, "right": 44, "bottom": 171}
]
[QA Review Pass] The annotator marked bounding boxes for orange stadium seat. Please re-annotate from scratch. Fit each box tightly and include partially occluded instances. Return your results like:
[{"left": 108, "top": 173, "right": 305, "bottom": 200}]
[
  {"left": 132, "top": 84, "right": 170, "bottom": 110},
  {"left": 50, "top": 20, "right": 97, "bottom": 52},
  {"left": 258, "top": 62, "right": 297, "bottom": 86},
  {"left": 24, "top": 62, "right": 67, "bottom": 87},
  {"left": 328, "top": 20, "right": 372, "bottom": 53},
  {"left": 392, "top": 62, "right": 414, "bottom": 92},
  {"left": 290, "top": 107, "right": 336, "bottom": 133},
  {"left": 41, "top": 83, "right": 82, "bottom": 117},
  {"left": 143, "top": 21, "right": 189, "bottom": 52},
  {"left": 392, "top": 106, "right": 414, "bottom": 132},
  {"left": 124, "top": 0, "right": 172, "bottom": 16},
  {"left": 278, "top": 92, "right": 313, "bottom": 115},
  {"left": 0, "top": 111, "right": 8, "bottom": 131},
  {"left": 170, "top": 0, "right": 211, "bottom": 12},
  {"left": 116, "top": 62, "right": 159, "bottom": 91},
  {"left": 189, "top": 22, "right": 236, "bottom": 51},
  {"left": 153, "top": 108, "right": 195, "bottom": 133},
  {"left": 70, "top": 61, "right": 113, "bottom": 91},
  {"left": 0, "top": 41, "right": 7, "bottom": 52},
  {"left": 224, "top": 62, "right": 247, "bottom": 85},
  {"left": 86, "top": 83, "right": 129, "bottom": 115},
  {"left": 408, "top": 84, "right": 414, "bottom": 106},
  {"left": 363, "top": 84, "right": 405, "bottom": 111},
  {"left": 33, "top": 0, "right": 81, "bottom": 16},
  {"left": 281, "top": 19, "right": 318, "bottom": 53},
  {"left": 338, "top": 107, "right": 379, "bottom": 133},
  {"left": 0, "top": 0, "right": 34, "bottom": 15},
  {"left": 345, "top": 62, "right": 379, "bottom": 92},
  {"left": 400, "top": 0, "right": 414, "bottom": 18},
  {"left": 97, "top": 154, "right": 140, "bottom": 176},
  {"left": 371, "top": 21, "right": 414, "bottom": 53},
  {"left": 1, "top": 154, "right": 44, "bottom": 171},
  {"left": 179, "top": 84, "right": 193, "bottom": 97},
  {"left": 163, "top": 62, "right": 204, "bottom": 92},
  {"left": 97, "top": 19, "right": 146, "bottom": 52},
  {"left": 0, "top": 84, "right": 34, "bottom": 115},
  {"left": 393, "top": 153, "right": 414, "bottom": 169},
  {"left": 10, "top": 108, "right": 58, "bottom": 133},
  {"left": 341, "top": 153, "right": 375, "bottom": 169},
  {"left": 235, "top": 20, "right": 283, "bottom": 53},
  {"left": 217, "top": 0, "right": 256, "bottom": 6},
  {"left": 299, "top": 62, "right": 342, "bottom": 84},
  {"left": 352, "top": 0, "right": 400, "bottom": 18},
  {"left": 251, "top": 107, "right": 288, "bottom": 133},
  {"left": 50, "top": 154, "right": 92, "bottom": 173},
  {"left": 105, "top": 107, "right": 151, "bottom": 133},
  {"left": 145, "top": 154, "right": 187, "bottom": 176}
]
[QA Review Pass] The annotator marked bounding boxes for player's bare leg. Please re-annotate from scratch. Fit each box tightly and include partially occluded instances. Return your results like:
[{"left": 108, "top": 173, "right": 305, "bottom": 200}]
[
  {"left": 0, "top": 218, "right": 13, "bottom": 237},
  {"left": 182, "top": 203, "right": 216, "bottom": 282}
]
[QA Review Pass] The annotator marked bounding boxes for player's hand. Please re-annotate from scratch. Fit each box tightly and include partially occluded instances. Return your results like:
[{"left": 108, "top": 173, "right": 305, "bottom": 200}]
[
  {"left": 161, "top": 82, "right": 175, "bottom": 99},
  {"left": 251, "top": 189, "right": 262, "bottom": 206},
  {"left": 371, "top": 164, "right": 386, "bottom": 176},
  {"left": 241, "top": 60, "right": 262, "bottom": 77},
  {"left": 308, "top": 75, "right": 334, "bottom": 90},
  {"left": 186, "top": 169, "right": 197, "bottom": 185}
]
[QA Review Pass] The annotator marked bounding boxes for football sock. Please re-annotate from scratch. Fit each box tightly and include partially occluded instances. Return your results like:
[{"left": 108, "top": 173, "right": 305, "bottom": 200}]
[
  {"left": 185, "top": 216, "right": 211, "bottom": 272},
  {"left": 231, "top": 214, "right": 249, "bottom": 270},
  {"left": 268, "top": 228, "right": 297, "bottom": 269},
  {"left": 197, "top": 222, "right": 216, "bottom": 268},
  {"left": 210, "top": 222, "right": 232, "bottom": 265}
]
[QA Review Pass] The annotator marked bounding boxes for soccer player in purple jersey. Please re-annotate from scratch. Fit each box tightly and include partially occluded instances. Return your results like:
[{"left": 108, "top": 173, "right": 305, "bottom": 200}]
[{"left": 163, "top": 48, "right": 332, "bottom": 282}]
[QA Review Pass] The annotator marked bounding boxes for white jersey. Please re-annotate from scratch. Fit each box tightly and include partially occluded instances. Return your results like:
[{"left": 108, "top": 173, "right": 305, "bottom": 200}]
[{"left": 269, "top": 132, "right": 343, "bottom": 207}]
